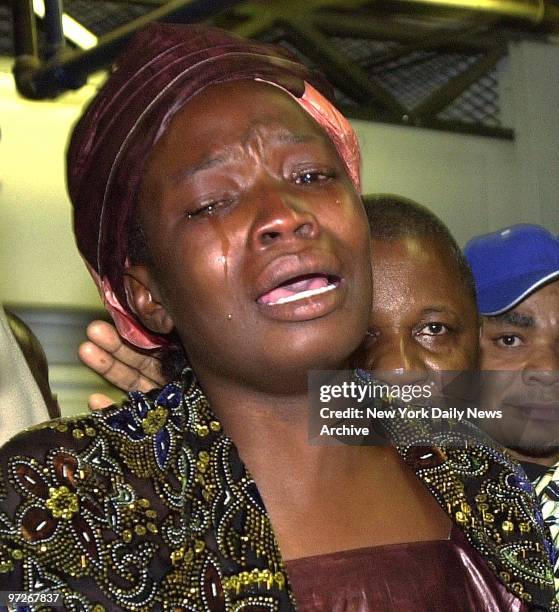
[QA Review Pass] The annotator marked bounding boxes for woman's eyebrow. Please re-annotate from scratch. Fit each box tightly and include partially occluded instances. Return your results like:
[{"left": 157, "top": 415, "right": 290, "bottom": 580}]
[
  {"left": 170, "top": 153, "right": 232, "bottom": 184},
  {"left": 269, "top": 130, "right": 318, "bottom": 145},
  {"left": 242, "top": 120, "right": 319, "bottom": 147}
]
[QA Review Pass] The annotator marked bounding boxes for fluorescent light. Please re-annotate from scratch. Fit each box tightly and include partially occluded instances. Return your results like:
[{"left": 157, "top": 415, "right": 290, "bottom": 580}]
[{"left": 33, "top": 0, "right": 98, "bottom": 50}]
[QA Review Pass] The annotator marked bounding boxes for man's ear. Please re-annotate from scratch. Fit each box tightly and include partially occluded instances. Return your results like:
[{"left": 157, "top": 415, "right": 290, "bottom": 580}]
[{"left": 123, "top": 265, "right": 174, "bottom": 335}]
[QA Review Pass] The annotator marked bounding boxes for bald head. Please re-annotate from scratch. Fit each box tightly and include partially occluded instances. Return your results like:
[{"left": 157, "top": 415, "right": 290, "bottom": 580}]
[{"left": 363, "top": 194, "right": 476, "bottom": 303}]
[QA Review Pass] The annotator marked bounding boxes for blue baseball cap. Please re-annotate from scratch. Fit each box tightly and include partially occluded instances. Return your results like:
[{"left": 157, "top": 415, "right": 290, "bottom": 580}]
[{"left": 464, "top": 224, "right": 559, "bottom": 316}]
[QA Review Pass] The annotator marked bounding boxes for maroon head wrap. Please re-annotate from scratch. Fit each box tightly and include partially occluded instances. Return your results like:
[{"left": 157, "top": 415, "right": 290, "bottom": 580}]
[{"left": 68, "top": 23, "right": 361, "bottom": 349}]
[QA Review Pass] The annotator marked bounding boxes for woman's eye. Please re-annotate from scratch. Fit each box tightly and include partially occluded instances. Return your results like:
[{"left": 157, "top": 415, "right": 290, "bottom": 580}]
[
  {"left": 495, "top": 334, "right": 522, "bottom": 348},
  {"left": 293, "top": 170, "right": 333, "bottom": 185},
  {"left": 417, "top": 323, "right": 449, "bottom": 336},
  {"left": 186, "top": 199, "right": 230, "bottom": 219}
]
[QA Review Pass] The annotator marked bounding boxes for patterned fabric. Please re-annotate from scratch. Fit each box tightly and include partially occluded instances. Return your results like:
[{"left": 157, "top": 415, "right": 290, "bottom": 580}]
[
  {"left": 533, "top": 461, "right": 559, "bottom": 604},
  {"left": 0, "top": 370, "right": 555, "bottom": 611},
  {"left": 381, "top": 413, "right": 557, "bottom": 610}
]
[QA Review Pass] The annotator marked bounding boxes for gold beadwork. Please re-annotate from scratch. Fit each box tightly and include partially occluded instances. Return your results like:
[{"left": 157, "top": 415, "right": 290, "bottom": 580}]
[
  {"left": 135, "top": 525, "right": 146, "bottom": 536},
  {"left": 46, "top": 486, "right": 79, "bottom": 520},
  {"left": 141, "top": 406, "right": 168, "bottom": 435},
  {"left": 196, "top": 425, "right": 209, "bottom": 437},
  {"left": 194, "top": 540, "right": 205, "bottom": 553}
]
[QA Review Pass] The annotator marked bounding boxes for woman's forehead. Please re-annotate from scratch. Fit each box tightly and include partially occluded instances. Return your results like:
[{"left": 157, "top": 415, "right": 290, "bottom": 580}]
[
  {"left": 166, "top": 80, "right": 328, "bottom": 142},
  {"left": 146, "top": 81, "right": 336, "bottom": 176}
]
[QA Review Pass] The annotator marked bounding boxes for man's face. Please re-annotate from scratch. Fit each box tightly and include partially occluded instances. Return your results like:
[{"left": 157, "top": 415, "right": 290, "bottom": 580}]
[
  {"left": 357, "top": 236, "right": 479, "bottom": 393},
  {"left": 479, "top": 280, "right": 559, "bottom": 462},
  {"left": 131, "top": 80, "right": 372, "bottom": 395}
]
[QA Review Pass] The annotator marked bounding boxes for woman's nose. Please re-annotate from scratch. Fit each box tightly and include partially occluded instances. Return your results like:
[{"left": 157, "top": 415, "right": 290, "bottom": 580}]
[{"left": 251, "top": 188, "right": 320, "bottom": 249}]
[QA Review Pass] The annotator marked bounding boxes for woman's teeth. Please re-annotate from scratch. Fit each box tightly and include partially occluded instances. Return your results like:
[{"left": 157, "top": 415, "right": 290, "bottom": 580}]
[{"left": 267, "top": 282, "right": 337, "bottom": 305}]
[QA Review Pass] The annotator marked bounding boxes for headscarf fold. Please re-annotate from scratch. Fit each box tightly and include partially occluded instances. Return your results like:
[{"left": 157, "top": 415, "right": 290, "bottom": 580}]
[{"left": 68, "top": 23, "right": 361, "bottom": 349}]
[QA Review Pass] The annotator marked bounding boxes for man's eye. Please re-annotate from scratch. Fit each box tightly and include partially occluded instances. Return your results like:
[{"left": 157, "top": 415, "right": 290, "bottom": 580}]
[
  {"left": 293, "top": 170, "right": 333, "bottom": 185},
  {"left": 417, "top": 323, "right": 448, "bottom": 336},
  {"left": 495, "top": 334, "right": 522, "bottom": 347}
]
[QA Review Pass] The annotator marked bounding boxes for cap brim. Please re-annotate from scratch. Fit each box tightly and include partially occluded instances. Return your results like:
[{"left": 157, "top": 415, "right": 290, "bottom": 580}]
[{"left": 477, "top": 269, "right": 559, "bottom": 315}]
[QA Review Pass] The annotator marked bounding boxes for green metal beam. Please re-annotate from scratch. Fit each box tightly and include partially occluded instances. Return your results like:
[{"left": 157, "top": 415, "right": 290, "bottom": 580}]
[{"left": 280, "top": 18, "right": 407, "bottom": 117}]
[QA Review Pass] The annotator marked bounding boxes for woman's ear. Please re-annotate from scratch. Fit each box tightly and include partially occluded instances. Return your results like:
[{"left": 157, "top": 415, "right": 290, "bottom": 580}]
[{"left": 124, "top": 265, "right": 174, "bottom": 334}]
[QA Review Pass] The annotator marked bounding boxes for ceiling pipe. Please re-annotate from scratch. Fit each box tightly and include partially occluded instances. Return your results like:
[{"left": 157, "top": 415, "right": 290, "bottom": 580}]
[
  {"left": 386, "top": 0, "right": 559, "bottom": 28},
  {"left": 11, "top": 0, "right": 43, "bottom": 99},
  {"left": 43, "top": 0, "right": 65, "bottom": 60},
  {"left": 12, "top": 0, "right": 244, "bottom": 99},
  {"left": 11, "top": 0, "right": 39, "bottom": 70}
]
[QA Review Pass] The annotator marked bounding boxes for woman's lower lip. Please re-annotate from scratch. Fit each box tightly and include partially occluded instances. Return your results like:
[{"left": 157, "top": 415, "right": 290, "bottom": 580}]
[{"left": 256, "top": 283, "right": 344, "bottom": 322}]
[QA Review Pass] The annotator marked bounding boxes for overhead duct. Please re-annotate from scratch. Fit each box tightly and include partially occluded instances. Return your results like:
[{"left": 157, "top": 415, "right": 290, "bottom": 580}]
[{"left": 387, "top": 0, "right": 559, "bottom": 28}]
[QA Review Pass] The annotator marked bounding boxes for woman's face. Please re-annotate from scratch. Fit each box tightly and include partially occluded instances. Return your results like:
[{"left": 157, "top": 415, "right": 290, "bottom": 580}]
[{"left": 130, "top": 80, "right": 371, "bottom": 393}]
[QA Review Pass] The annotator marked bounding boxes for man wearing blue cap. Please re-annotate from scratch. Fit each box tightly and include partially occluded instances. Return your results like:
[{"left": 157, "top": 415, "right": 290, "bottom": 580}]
[{"left": 465, "top": 223, "right": 559, "bottom": 594}]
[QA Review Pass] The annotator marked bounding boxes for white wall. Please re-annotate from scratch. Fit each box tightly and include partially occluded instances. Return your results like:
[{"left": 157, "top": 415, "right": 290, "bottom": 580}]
[
  {"left": 0, "top": 62, "right": 101, "bottom": 308},
  {"left": 354, "top": 120, "right": 520, "bottom": 246},
  {"left": 508, "top": 41, "right": 559, "bottom": 232}
]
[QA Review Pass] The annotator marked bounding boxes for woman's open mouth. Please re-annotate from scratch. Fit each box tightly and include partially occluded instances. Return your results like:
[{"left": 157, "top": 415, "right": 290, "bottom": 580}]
[{"left": 257, "top": 273, "right": 341, "bottom": 306}]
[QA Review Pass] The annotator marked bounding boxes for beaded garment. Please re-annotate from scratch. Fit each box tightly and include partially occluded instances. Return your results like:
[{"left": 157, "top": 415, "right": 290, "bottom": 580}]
[
  {"left": 0, "top": 370, "right": 555, "bottom": 611},
  {"left": 533, "top": 461, "right": 559, "bottom": 603}
]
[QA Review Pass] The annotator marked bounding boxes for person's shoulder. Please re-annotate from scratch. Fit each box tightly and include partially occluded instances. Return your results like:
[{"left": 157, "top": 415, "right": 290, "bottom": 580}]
[
  {"left": 0, "top": 381, "right": 191, "bottom": 497},
  {"left": 0, "top": 412, "right": 96, "bottom": 461},
  {"left": 0, "top": 384, "right": 173, "bottom": 462}
]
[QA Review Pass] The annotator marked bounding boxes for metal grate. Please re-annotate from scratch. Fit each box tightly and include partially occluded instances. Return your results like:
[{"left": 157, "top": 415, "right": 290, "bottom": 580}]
[
  {"left": 437, "top": 65, "right": 501, "bottom": 127},
  {"left": 64, "top": 0, "right": 152, "bottom": 36},
  {"left": 330, "top": 35, "right": 403, "bottom": 65},
  {"left": 329, "top": 35, "right": 503, "bottom": 128}
]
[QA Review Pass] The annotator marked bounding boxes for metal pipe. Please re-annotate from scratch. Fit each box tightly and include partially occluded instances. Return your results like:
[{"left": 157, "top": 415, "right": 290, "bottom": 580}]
[
  {"left": 12, "top": 0, "right": 41, "bottom": 96},
  {"left": 386, "top": 0, "right": 559, "bottom": 27},
  {"left": 12, "top": 0, "right": 244, "bottom": 98},
  {"left": 11, "top": 0, "right": 39, "bottom": 60},
  {"left": 43, "top": 0, "right": 65, "bottom": 59}
]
